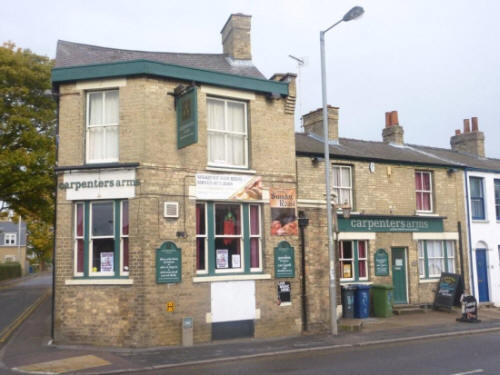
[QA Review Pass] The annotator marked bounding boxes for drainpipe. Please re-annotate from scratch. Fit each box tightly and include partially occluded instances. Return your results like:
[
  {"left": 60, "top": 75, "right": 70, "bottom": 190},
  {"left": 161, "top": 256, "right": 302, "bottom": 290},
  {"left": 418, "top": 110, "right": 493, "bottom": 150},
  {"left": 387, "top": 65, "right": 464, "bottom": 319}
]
[
  {"left": 464, "top": 169, "right": 475, "bottom": 297},
  {"left": 51, "top": 89, "right": 60, "bottom": 342},
  {"left": 298, "top": 211, "right": 309, "bottom": 332},
  {"left": 457, "top": 221, "right": 465, "bottom": 279}
]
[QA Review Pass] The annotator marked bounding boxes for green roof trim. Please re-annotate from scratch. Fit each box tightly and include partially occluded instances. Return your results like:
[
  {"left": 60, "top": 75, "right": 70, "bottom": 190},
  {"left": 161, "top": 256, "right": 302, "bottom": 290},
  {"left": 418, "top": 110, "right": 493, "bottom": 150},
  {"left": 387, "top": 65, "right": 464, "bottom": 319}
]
[{"left": 51, "top": 59, "right": 289, "bottom": 96}]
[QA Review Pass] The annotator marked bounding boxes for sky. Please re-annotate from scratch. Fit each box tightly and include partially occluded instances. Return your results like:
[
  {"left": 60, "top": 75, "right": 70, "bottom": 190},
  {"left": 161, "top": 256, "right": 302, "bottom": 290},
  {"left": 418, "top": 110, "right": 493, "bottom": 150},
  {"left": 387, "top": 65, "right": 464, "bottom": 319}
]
[{"left": 2, "top": 0, "right": 499, "bottom": 157}]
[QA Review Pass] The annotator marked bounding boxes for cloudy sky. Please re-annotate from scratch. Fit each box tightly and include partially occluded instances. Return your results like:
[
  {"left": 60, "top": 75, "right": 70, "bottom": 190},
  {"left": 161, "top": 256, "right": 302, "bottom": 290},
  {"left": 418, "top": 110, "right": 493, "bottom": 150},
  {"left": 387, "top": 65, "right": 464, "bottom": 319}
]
[{"left": 3, "top": 0, "right": 499, "bottom": 157}]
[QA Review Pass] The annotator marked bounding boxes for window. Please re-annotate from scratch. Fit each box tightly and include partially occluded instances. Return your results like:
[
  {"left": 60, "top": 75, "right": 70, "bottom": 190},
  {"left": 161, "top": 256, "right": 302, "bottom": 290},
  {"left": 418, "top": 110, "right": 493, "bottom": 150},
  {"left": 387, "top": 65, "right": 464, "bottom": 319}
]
[
  {"left": 196, "top": 202, "right": 261, "bottom": 275},
  {"left": 74, "top": 200, "right": 128, "bottom": 277},
  {"left": 207, "top": 97, "right": 248, "bottom": 168},
  {"left": 4, "top": 233, "right": 16, "bottom": 246},
  {"left": 495, "top": 179, "right": 500, "bottom": 220},
  {"left": 470, "top": 177, "right": 485, "bottom": 220},
  {"left": 415, "top": 171, "right": 433, "bottom": 212},
  {"left": 339, "top": 240, "right": 368, "bottom": 281},
  {"left": 332, "top": 165, "right": 352, "bottom": 206},
  {"left": 418, "top": 240, "right": 455, "bottom": 279},
  {"left": 86, "top": 90, "right": 119, "bottom": 163}
]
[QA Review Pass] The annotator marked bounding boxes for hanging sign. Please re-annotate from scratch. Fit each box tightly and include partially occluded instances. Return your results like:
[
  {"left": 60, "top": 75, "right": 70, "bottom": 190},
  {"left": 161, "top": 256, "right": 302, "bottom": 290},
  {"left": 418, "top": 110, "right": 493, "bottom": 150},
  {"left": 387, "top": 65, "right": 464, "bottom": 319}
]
[
  {"left": 274, "top": 241, "right": 295, "bottom": 278},
  {"left": 176, "top": 86, "right": 198, "bottom": 149},
  {"left": 156, "top": 241, "right": 182, "bottom": 284},
  {"left": 270, "top": 188, "right": 298, "bottom": 236},
  {"left": 374, "top": 249, "right": 389, "bottom": 276},
  {"left": 195, "top": 173, "right": 262, "bottom": 200}
]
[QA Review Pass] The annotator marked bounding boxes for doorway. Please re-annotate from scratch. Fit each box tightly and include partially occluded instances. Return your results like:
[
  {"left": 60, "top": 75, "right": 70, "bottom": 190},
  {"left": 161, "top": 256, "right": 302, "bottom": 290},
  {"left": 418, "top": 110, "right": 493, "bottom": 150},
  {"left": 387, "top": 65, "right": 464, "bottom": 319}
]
[
  {"left": 392, "top": 247, "right": 408, "bottom": 304},
  {"left": 475, "top": 249, "right": 490, "bottom": 302}
]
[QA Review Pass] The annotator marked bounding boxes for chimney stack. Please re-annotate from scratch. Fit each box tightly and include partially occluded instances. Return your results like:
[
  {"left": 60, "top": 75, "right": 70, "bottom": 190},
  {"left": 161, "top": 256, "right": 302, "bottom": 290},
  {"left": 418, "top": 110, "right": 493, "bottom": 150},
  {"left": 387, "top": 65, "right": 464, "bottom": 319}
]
[
  {"left": 450, "top": 117, "right": 485, "bottom": 157},
  {"left": 382, "top": 110, "right": 404, "bottom": 145},
  {"left": 302, "top": 106, "right": 339, "bottom": 143},
  {"left": 221, "top": 14, "right": 252, "bottom": 60}
]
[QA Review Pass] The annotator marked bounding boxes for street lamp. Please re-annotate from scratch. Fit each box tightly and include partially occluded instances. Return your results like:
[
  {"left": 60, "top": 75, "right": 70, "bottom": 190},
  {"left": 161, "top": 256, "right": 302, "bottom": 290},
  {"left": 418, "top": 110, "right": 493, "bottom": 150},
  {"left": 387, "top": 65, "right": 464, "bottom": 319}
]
[{"left": 320, "top": 6, "right": 364, "bottom": 336}]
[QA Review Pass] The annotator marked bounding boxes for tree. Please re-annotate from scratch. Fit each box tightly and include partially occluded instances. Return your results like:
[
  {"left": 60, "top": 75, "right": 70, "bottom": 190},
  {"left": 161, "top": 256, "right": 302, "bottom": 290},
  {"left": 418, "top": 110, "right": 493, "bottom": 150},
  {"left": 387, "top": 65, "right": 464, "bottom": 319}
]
[{"left": 0, "top": 42, "right": 56, "bottom": 223}]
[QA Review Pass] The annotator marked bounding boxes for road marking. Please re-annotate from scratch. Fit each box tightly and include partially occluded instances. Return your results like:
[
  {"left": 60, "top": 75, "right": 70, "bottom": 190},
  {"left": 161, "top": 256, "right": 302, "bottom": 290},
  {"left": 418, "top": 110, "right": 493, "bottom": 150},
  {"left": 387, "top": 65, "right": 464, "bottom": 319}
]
[
  {"left": 13, "top": 355, "right": 111, "bottom": 374},
  {"left": 450, "top": 370, "right": 484, "bottom": 375},
  {"left": 0, "top": 289, "right": 50, "bottom": 343}
]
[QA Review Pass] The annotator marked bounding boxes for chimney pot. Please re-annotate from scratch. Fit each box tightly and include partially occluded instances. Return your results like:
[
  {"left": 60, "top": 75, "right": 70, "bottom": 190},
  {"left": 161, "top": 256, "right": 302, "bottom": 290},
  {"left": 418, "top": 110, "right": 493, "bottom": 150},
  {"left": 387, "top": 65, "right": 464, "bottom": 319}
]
[
  {"left": 382, "top": 111, "right": 404, "bottom": 144},
  {"left": 390, "top": 111, "right": 399, "bottom": 126},
  {"left": 471, "top": 117, "right": 479, "bottom": 132},
  {"left": 385, "top": 112, "right": 392, "bottom": 128},
  {"left": 463, "top": 119, "right": 470, "bottom": 133}
]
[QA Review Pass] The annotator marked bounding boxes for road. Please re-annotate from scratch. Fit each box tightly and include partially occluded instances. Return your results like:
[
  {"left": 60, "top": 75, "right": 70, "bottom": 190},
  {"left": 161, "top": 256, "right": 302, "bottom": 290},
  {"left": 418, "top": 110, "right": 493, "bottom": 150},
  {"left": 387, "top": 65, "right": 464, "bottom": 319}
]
[
  {"left": 0, "top": 273, "right": 51, "bottom": 344},
  {"left": 129, "top": 332, "right": 500, "bottom": 375}
]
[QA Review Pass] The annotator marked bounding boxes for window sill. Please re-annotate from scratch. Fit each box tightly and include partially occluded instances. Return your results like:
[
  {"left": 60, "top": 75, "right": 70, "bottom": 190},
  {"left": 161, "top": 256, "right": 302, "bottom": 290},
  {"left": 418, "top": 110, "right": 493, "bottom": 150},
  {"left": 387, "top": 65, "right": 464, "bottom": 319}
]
[
  {"left": 205, "top": 166, "right": 256, "bottom": 175},
  {"left": 340, "top": 280, "right": 372, "bottom": 285},
  {"left": 415, "top": 212, "right": 438, "bottom": 216},
  {"left": 472, "top": 219, "right": 489, "bottom": 223},
  {"left": 65, "top": 278, "right": 133, "bottom": 285},
  {"left": 419, "top": 278, "right": 439, "bottom": 284},
  {"left": 193, "top": 274, "right": 271, "bottom": 283}
]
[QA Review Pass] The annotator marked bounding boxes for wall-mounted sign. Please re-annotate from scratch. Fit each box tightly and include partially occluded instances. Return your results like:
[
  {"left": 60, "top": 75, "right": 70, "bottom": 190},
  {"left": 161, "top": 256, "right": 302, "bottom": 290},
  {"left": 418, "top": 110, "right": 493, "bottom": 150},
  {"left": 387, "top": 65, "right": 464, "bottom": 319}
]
[
  {"left": 61, "top": 169, "right": 138, "bottom": 200},
  {"left": 374, "top": 249, "right": 389, "bottom": 276},
  {"left": 270, "top": 188, "right": 297, "bottom": 236},
  {"left": 277, "top": 281, "right": 291, "bottom": 305},
  {"left": 195, "top": 173, "right": 262, "bottom": 201},
  {"left": 338, "top": 215, "right": 444, "bottom": 233},
  {"left": 156, "top": 241, "right": 182, "bottom": 284},
  {"left": 274, "top": 241, "right": 295, "bottom": 278},
  {"left": 177, "top": 86, "right": 198, "bottom": 149},
  {"left": 166, "top": 301, "right": 175, "bottom": 312}
]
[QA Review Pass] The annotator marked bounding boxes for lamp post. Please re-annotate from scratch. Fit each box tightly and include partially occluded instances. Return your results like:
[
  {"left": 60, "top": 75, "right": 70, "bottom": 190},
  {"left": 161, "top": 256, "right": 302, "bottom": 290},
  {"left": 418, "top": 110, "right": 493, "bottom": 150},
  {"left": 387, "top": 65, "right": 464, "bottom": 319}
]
[{"left": 320, "top": 6, "right": 364, "bottom": 335}]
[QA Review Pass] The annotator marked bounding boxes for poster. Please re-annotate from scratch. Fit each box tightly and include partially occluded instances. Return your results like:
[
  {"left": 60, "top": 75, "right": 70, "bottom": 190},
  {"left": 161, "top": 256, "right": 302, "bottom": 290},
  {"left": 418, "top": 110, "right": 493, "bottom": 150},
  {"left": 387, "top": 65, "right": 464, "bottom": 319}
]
[
  {"left": 100, "top": 252, "right": 114, "bottom": 272},
  {"left": 270, "top": 188, "right": 298, "bottom": 236},
  {"left": 232, "top": 254, "right": 241, "bottom": 268},
  {"left": 216, "top": 249, "right": 229, "bottom": 269},
  {"left": 196, "top": 174, "right": 262, "bottom": 200}
]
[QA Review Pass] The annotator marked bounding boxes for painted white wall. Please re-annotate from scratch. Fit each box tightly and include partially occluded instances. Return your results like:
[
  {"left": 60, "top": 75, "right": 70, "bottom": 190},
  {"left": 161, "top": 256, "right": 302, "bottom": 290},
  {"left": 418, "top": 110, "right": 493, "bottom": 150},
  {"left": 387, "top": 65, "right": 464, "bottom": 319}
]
[
  {"left": 466, "top": 170, "right": 500, "bottom": 306},
  {"left": 211, "top": 280, "right": 256, "bottom": 322}
]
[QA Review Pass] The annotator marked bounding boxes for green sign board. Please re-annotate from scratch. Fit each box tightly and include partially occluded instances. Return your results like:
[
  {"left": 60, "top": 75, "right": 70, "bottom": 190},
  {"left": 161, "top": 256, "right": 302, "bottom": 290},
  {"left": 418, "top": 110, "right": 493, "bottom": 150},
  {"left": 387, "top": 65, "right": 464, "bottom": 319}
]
[
  {"left": 374, "top": 249, "right": 389, "bottom": 276},
  {"left": 156, "top": 241, "right": 182, "bottom": 284},
  {"left": 338, "top": 215, "right": 443, "bottom": 233},
  {"left": 274, "top": 241, "right": 295, "bottom": 278},
  {"left": 176, "top": 86, "right": 198, "bottom": 149}
]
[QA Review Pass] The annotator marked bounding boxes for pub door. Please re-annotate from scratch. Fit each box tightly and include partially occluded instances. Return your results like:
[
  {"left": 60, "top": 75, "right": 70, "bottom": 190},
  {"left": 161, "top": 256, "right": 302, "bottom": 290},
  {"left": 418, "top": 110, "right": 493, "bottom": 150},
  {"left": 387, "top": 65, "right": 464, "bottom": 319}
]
[{"left": 392, "top": 248, "right": 408, "bottom": 304}]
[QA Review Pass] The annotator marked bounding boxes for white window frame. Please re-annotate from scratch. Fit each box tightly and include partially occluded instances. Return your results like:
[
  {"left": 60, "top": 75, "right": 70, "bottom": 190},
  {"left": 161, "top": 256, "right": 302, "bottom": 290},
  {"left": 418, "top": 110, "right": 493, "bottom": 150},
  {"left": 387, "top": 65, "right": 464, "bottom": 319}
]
[
  {"left": 4, "top": 233, "right": 16, "bottom": 246},
  {"left": 415, "top": 170, "right": 433, "bottom": 213},
  {"left": 418, "top": 240, "right": 455, "bottom": 279},
  {"left": 120, "top": 200, "right": 129, "bottom": 277},
  {"left": 196, "top": 202, "right": 208, "bottom": 275},
  {"left": 207, "top": 97, "right": 248, "bottom": 169},
  {"left": 214, "top": 203, "right": 244, "bottom": 274},
  {"left": 332, "top": 165, "right": 353, "bottom": 206},
  {"left": 89, "top": 201, "right": 116, "bottom": 277},
  {"left": 249, "top": 204, "right": 262, "bottom": 273},
  {"left": 74, "top": 203, "right": 84, "bottom": 277},
  {"left": 86, "top": 90, "right": 119, "bottom": 164}
]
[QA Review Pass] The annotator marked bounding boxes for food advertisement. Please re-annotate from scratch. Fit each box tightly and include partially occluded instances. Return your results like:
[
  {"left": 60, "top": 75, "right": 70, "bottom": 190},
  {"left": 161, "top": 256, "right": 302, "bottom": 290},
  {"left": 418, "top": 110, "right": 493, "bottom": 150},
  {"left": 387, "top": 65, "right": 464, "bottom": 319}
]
[
  {"left": 270, "top": 188, "right": 298, "bottom": 236},
  {"left": 196, "top": 174, "right": 262, "bottom": 201}
]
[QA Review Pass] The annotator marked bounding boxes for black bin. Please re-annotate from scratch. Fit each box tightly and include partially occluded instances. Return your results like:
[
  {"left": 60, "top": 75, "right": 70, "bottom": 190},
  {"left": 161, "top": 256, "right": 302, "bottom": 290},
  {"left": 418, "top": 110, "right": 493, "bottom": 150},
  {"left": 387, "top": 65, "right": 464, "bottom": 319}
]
[{"left": 341, "top": 285, "right": 356, "bottom": 318}]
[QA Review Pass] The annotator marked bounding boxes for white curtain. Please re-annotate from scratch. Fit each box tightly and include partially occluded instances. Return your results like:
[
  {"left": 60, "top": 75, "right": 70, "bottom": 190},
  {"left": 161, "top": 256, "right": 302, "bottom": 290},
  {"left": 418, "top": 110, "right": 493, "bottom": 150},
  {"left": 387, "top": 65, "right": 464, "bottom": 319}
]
[
  {"left": 227, "top": 102, "right": 245, "bottom": 133},
  {"left": 105, "top": 91, "right": 119, "bottom": 124},
  {"left": 105, "top": 126, "right": 119, "bottom": 160},
  {"left": 207, "top": 99, "right": 225, "bottom": 130},
  {"left": 89, "top": 92, "right": 103, "bottom": 125},
  {"left": 88, "top": 127, "right": 104, "bottom": 161}
]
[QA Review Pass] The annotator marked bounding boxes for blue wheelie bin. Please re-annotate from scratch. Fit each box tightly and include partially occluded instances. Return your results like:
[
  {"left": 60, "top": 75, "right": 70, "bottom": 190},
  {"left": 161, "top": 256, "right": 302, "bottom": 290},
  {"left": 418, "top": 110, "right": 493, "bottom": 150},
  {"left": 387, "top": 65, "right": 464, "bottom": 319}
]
[{"left": 354, "top": 284, "right": 371, "bottom": 318}]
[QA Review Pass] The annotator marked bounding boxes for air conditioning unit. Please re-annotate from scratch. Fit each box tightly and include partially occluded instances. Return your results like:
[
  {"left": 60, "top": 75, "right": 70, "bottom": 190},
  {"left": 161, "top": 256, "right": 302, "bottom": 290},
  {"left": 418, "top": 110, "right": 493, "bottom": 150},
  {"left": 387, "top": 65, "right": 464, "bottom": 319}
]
[{"left": 164, "top": 202, "right": 179, "bottom": 218}]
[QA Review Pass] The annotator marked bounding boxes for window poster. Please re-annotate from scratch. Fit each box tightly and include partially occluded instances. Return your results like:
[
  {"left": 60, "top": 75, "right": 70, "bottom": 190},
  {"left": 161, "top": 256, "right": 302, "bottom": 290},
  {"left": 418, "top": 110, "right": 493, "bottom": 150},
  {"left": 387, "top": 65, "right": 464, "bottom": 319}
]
[
  {"left": 270, "top": 188, "right": 298, "bottom": 236},
  {"left": 343, "top": 263, "right": 352, "bottom": 278},
  {"left": 100, "top": 252, "right": 114, "bottom": 272},
  {"left": 216, "top": 249, "right": 229, "bottom": 269},
  {"left": 232, "top": 254, "right": 241, "bottom": 269}
]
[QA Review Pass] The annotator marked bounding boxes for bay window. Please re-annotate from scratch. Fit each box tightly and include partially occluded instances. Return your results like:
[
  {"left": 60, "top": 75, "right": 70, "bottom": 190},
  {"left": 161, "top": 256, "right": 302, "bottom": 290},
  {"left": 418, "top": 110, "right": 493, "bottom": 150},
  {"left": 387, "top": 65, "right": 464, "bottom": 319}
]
[
  {"left": 415, "top": 171, "right": 433, "bottom": 212},
  {"left": 86, "top": 90, "right": 119, "bottom": 163},
  {"left": 74, "top": 200, "right": 129, "bottom": 277},
  {"left": 418, "top": 240, "right": 455, "bottom": 279},
  {"left": 196, "top": 202, "right": 261, "bottom": 275},
  {"left": 470, "top": 177, "right": 485, "bottom": 220},
  {"left": 332, "top": 165, "right": 352, "bottom": 206},
  {"left": 207, "top": 97, "right": 248, "bottom": 168},
  {"left": 339, "top": 240, "right": 368, "bottom": 282}
]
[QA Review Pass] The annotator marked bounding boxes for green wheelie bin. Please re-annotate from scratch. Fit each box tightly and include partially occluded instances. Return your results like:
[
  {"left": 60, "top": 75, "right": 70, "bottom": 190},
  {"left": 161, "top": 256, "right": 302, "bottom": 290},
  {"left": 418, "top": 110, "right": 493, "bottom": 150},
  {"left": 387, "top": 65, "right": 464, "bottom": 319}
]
[{"left": 372, "top": 284, "right": 393, "bottom": 317}]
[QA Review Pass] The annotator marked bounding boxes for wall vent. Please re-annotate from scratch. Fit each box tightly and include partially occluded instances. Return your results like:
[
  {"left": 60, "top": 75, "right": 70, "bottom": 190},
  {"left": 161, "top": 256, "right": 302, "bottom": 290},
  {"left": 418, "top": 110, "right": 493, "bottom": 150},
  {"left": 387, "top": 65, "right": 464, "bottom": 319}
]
[{"left": 164, "top": 202, "right": 179, "bottom": 218}]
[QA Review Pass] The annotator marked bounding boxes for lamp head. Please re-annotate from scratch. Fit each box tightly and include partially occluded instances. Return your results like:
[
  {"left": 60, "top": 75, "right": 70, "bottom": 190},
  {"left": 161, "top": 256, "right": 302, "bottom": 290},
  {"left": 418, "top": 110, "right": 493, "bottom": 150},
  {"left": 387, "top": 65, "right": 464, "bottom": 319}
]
[{"left": 343, "top": 6, "right": 364, "bottom": 22}]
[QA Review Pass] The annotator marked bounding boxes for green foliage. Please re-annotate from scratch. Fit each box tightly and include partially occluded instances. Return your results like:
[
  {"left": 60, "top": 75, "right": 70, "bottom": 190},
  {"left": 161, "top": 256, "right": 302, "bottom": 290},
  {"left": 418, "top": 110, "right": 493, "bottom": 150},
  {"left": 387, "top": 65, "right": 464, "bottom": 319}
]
[
  {"left": 0, "top": 262, "right": 21, "bottom": 281},
  {"left": 26, "top": 215, "right": 53, "bottom": 269},
  {"left": 0, "top": 42, "right": 56, "bottom": 223}
]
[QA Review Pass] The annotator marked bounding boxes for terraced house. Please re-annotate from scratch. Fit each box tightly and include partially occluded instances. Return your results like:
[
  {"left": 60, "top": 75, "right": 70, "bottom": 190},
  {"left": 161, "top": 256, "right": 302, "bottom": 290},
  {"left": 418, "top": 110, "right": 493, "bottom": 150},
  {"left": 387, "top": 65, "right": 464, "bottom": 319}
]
[{"left": 52, "top": 14, "right": 301, "bottom": 347}]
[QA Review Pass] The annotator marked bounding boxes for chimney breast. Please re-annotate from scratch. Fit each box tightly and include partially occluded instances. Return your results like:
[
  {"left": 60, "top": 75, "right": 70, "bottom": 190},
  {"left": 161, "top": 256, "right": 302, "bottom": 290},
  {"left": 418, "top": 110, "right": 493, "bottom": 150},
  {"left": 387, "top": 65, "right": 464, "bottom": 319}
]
[
  {"left": 382, "top": 110, "right": 404, "bottom": 144},
  {"left": 450, "top": 117, "right": 485, "bottom": 157},
  {"left": 221, "top": 14, "right": 252, "bottom": 60},
  {"left": 302, "top": 106, "right": 339, "bottom": 142}
]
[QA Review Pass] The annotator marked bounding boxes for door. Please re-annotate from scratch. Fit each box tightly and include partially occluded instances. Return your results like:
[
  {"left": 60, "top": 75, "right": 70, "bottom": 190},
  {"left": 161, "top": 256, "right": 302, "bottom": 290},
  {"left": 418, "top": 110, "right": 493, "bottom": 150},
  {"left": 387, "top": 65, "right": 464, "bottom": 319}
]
[
  {"left": 392, "top": 248, "right": 408, "bottom": 304},
  {"left": 476, "top": 249, "right": 490, "bottom": 302}
]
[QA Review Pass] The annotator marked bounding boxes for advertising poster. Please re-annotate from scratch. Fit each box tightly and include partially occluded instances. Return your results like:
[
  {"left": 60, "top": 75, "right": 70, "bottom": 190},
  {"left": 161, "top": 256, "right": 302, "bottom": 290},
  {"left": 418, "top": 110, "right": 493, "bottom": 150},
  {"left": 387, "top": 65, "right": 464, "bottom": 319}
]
[
  {"left": 270, "top": 188, "right": 298, "bottom": 236},
  {"left": 216, "top": 249, "right": 229, "bottom": 269},
  {"left": 196, "top": 174, "right": 262, "bottom": 201},
  {"left": 100, "top": 252, "right": 114, "bottom": 272}
]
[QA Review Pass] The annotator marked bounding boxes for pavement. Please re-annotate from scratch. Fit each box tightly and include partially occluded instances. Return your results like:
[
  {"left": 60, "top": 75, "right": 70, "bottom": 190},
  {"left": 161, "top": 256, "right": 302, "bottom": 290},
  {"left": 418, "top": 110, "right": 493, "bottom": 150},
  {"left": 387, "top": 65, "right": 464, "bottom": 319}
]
[{"left": 1, "top": 278, "right": 500, "bottom": 375}]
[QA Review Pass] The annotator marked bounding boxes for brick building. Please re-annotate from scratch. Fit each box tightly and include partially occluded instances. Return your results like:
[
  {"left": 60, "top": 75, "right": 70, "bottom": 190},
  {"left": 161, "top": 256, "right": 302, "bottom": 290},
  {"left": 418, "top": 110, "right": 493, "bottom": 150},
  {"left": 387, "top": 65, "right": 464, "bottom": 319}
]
[
  {"left": 0, "top": 218, "right": 27, "bottom": 274},
  {"left": 296, "top": 108, "right": 470, "bottom": 331},
  {"left": 52, "top": 14, "right": 302, "bottom": 347}
]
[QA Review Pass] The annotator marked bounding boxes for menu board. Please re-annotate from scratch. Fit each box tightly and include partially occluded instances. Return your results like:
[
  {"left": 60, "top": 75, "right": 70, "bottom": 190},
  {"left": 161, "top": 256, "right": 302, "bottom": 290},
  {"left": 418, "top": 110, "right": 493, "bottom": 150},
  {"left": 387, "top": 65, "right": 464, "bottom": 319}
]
[
  {"left": 156, "top": 241, "right": 182, "bottom": 284},
  {"left": 274, "top": 241, "right": 295, "bottom": 278},
  {"left": 374, "top": 249, "right": 389, "bottom": 276},
  {"left": 433, "top": 272, "right": 463, "bottom": 310}
]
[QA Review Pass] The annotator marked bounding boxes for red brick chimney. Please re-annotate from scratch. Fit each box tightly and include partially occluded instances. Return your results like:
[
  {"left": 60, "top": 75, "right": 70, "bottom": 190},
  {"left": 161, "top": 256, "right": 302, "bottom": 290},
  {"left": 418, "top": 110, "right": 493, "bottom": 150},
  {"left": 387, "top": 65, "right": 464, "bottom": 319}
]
[
  {"left": 450, "top": 117, "right": 485, "bottom": 157},
  {"left": 382, "top": 110, "right": 404, "bottom": 145}
]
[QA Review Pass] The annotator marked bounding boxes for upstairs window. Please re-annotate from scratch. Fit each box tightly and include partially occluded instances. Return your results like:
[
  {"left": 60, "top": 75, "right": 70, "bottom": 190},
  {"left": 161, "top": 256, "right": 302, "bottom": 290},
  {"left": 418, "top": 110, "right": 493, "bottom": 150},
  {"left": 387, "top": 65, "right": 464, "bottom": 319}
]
[
  {"left": 207, "top": 98, "right": 248, "bottom": 169},
  {"left": 495, "top": 179, "right": 500, "bottom": 220},
  {"left": 332, "top": 165, "right": 352, "bottom": 207},
  {"left": 4, "top": 233, "right": 16, "bottom": 246},
  {"left": 86, "top": 90, "right": 119, "bottom": 163},
  {"left": 415, "top": 171, "right": 433, "bottom": 212},
  {"left": 470, "top": 177, "right": 485, "bottom": 220}
]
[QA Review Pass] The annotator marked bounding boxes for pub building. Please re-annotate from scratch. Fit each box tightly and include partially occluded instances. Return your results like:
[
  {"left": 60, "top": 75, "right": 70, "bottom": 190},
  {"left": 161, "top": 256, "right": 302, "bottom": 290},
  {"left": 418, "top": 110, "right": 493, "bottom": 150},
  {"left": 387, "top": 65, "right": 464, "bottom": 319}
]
[
  {"left": 52, "top": 14, "right": 302, "bottom": 347},
  {"left": 295, "top": 108, "right": 470, "bottom": 330}
]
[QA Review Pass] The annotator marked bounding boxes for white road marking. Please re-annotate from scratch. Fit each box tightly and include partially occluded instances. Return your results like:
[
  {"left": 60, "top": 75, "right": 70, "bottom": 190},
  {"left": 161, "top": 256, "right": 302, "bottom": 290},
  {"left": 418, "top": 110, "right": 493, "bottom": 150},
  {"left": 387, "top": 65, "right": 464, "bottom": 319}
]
[{"left": 450, "top": 370, "right": 484, "bottom": 375}]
